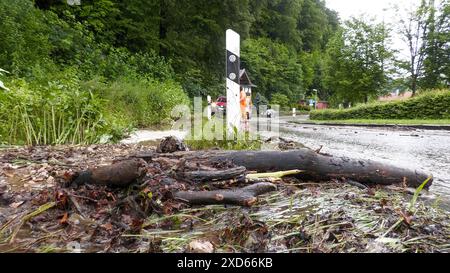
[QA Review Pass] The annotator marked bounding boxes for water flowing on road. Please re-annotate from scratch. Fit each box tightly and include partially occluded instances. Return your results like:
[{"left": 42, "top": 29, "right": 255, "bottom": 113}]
[
  {"left": 277, "top": 116, "right": 450, "bottom": 203},
  {"left": 121, "top": 116, "right": 450, "bottom": 205}
]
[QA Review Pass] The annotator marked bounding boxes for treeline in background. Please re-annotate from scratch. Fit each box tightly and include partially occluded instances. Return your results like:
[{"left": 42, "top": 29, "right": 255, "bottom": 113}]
[{"left": 0, "top": 0, "right": 449, "bottom": 145}]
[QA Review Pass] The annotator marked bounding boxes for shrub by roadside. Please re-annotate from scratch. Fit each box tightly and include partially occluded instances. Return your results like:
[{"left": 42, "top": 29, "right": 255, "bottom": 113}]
[
  {"left": 85, "top": 77, "right": 189, "bottom": 128},
  {"left": 0, "top": 76, "right": 128, "bottom": 146},
  {"left": 0, "top": 75, "right": 190, "bottom": 145},
  {"left": 310, "top": 89, "right": 450, "bottom": 120}
]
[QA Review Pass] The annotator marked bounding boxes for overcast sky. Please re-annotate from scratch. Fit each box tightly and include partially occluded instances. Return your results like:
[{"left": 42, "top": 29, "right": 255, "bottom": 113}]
[{"left": 325, "top": 0, "right": 419, "bottom": 21}]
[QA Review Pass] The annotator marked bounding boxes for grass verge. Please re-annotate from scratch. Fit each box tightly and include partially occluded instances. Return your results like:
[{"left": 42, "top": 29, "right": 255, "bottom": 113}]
[{"left": 295, "top": 119, "right": 450, "bottom": 126}]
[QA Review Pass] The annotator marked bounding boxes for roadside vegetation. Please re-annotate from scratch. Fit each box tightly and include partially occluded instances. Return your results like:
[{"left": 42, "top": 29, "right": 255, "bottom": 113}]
[
  {"left": 298, "top": 119, "right": 450, "bottom": 126},
  {"left": 185, "top": 118, "right": 262, "bottom": 151},
  {"left": 185, "top": 135, "right": 262, "bottom": 151},
  {"left": 0, "top": 0, "right": 189, "bottom": 145},
  {"left": 0, "top": 1, "right": 448, "bottom": 145},
  {"left": 311, "top": 89, "right": 450, "bottom": 121}
]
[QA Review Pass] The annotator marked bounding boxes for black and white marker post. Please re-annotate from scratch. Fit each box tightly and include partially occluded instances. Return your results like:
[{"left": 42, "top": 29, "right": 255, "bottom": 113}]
[{"left": 226, "top": 29, "right": 241, "bottom": 134}]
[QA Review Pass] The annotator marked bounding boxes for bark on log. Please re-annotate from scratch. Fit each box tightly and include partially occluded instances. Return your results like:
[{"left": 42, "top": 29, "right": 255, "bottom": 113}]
[
  {"left": 163, "top": 149, "right": 432, "bottom": 188},
  {"left": 182, "top": 166, "right": 246, "bottom": 183},
  {"left": 174, "top": 182, "right": 277, "bottom": 207},
  {"left": 71, "top": 159, "right": 147, "bottom": 187}
]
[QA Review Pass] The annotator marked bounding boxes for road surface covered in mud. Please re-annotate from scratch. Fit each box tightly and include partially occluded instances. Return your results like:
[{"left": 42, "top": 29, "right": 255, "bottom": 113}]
[{"left": 279, "top": 117, "right": 450, "bottom": 203}]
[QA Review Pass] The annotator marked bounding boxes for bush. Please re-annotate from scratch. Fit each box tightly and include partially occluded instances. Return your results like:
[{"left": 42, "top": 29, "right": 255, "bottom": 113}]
[
  {"left": 0, "top": 73, "right": 127, "bottom": 145},
  {"left": 271, "top": 93, "right": 290, "bottom": 110},
  {"left": 0, "top": 0, "right": 52, "bottom": 75},
  {"left": 185, "top": 120, "right": 262, "bottom": 151},
  {"left": 79, "top": 48, "right": 175, "bottom": 82},
  {"left": 310, "top": 89, "right": 450, "bottom": 120},
  {"left": 296, "top": 104, "right": 311, "bottom": 112},
  {"left": 86, "top": 76, "right": 190, "bottom": 127}
]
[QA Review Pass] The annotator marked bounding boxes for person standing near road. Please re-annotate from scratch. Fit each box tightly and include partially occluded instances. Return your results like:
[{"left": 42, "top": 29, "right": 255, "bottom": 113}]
[
  {"left": 254, "top": 92, "right": 261, "bottom": 116},
  {"left": 240, "top": 87, "right": 248, "bottom": 130},
  {"left": 265, "top": 105, "right": 274, "bottom": 131}
]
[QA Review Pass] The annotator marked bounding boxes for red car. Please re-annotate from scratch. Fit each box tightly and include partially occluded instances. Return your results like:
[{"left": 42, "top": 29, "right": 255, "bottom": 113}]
[
  {"left": 216, "top": 96, "right": 226, "bottom": 107},
  {"left": 212, "top": 96, "right": 226, "bottom": 115}
]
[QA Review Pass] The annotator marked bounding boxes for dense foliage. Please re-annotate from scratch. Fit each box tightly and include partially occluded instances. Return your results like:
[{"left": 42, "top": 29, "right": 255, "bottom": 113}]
[
  {"left": 395, "top": 0, "right": 450, "bottom": 95},
  {"left": 0, "top": 70, "right": 121, "bottom": 145},
  {"left": 324, "top": 19, "right": 394, "bottom": 106},
  {"left": 85, "top": 77, "right": 189, "bottom": 127},
  {"left": 0, "top": 0, "right": 340, "bottom": 97},
  {"left": 310, "top": 89, "right": 450, "bottom": 120}
]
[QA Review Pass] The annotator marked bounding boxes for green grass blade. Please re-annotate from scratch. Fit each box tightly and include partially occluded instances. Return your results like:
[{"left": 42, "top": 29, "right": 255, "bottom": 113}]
[{"left": 409, "top": 176, "right": 432, "bottom": 212}]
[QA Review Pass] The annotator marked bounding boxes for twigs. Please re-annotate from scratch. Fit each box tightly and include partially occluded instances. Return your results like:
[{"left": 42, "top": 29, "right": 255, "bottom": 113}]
[
  {"left": 246, "top": 170, "right": 303, "bottom": 180},
  {"left": 174, "top": 183, "right": 277, "bottom": 207},
  {"left": 6, "top": 202, "right": 57, "bottom": 243},
  {"left": 68, "top": 195, "right": 87, "bottom": 218}
]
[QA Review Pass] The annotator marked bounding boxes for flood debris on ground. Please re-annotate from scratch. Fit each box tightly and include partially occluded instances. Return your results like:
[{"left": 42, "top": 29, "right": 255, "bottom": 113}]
[{"left": 0, "top": 139, "right": 449, "bottom": 253}]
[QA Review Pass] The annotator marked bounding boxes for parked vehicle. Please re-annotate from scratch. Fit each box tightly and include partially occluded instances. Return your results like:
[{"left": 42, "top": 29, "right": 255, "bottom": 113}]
[{"left": 212, "top": 96, "right": 226, "bottom": 115}]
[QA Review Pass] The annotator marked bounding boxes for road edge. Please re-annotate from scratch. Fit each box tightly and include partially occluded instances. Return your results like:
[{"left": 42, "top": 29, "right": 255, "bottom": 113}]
[{"left": 289, "top": 121, "right": 450, "bottom": 131}]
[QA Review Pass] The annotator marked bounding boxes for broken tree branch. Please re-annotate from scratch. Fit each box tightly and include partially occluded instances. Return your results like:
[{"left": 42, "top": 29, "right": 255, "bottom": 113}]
[
  {"left": 174, "top": 182, "right": 277, "bottom": 207},
  {"left": 246, "top": 170, "right": 303, "bottom": 180},
  {"left": 182, "top": 166, "right": 246, "bottom": 183},
  {"left": 71, "top": 159, "right": 147, "bottom": 187},
  {"left": 162, "top": 149, "right": 433, "bottom": 188}
]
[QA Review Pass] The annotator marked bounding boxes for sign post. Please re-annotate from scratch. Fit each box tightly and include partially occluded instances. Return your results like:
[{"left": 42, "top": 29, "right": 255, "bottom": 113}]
[
  {"left": 226, "top": 29, "right": 241, "bottom": 134},
  {"left": 206, "top": 95, "right": 212, "bottom": 120}
]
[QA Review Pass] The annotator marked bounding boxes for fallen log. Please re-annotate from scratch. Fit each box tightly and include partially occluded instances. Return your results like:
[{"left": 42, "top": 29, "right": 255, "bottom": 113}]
[
  {"left": 71, "top": 149, "right": 432, "bottom": 190},
  {"left": 174, "top": 182, "right": 277, "bottom": 207},
  {"left": 162, "top": 149, "right": 432, "bottom": 188},
  {"left": 71, "top": 159, "right": 147, "bottom": 187}
]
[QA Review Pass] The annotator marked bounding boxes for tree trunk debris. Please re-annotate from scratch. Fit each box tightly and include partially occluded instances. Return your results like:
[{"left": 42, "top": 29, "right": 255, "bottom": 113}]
[
  {"left": 174, "top": 182, "right": 277, "bottom": 207},
  {"left": 148, "top": 149, "right": 432, "bottom": 189},
  {"left": 67, "top": 142, "right": 432, "bottom": 207},
  {"left": 182, "top": 166, "right": 246, "bottom": 183},
  {"left": 71, "top": 159, "right": 147, "bottom": 187}
]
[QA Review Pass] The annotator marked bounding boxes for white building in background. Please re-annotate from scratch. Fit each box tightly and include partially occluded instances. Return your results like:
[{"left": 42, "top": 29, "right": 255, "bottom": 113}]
[{"left": 67, "top": 0, "right": 81, "bottom": 6}]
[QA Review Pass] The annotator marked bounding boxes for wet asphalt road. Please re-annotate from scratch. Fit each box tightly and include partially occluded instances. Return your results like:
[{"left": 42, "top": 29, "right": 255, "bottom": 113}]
[{"left": 277, "top": 116, "right": 450, "bottom": 202}]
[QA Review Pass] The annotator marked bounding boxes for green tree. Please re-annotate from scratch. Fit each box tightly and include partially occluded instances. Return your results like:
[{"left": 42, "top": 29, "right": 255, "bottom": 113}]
[
  {"left": 3, "top": 0, "right": 341, "bottom": 102},
  {"left": 270, "top": 93, "right": 290, "bottom": 109},
  {"left": 241, "top": 38, "right": 304, "bottom": 101},
  {"left": 0, "top": 0, "right": 53, "bottom": 75},
  {"left": 300, "top": 50, "right": 330, "bottom": 100},
  {"left": 297, "top": 0, "right": 340, "bottom": 51},
  {"left": 395, "top": 0, "right": 436, "bottom": 95},
  {"left": 422, "top": 0, "right": 450, "bottom": 88},
  {"left": 325, "top": 17, "right": 394, "bottom": 106}
]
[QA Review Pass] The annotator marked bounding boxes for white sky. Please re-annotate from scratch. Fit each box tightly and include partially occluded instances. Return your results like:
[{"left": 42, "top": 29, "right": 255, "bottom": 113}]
[{"left": 325, "top": 0, "right": 419, "bottom": 22}]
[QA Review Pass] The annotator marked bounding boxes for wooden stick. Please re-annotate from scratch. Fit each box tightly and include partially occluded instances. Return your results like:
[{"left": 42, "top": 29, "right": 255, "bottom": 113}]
[
  {"left": 174, "top": 182, "right": 277, "bottom": 207},
  {"left": 182, "top": 166, "right": 246, "bottom": 183}
]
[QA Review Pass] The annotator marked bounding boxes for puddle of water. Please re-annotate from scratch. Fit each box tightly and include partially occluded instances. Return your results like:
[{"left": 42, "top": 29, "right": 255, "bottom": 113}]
[{"left": 121, "top": 130, "right": 188, "bottom": 145}]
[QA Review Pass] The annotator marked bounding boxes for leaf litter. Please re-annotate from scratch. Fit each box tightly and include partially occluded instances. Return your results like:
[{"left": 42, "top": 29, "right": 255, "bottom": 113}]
[{"left": 0, "top": 143, "right": 448, "bottom": 253}]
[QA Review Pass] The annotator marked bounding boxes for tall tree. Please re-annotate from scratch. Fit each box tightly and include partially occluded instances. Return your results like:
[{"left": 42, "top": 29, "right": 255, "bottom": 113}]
[
  {"left": 241, "top": 38, "right": 304, "bottom": 101},
  {"left": 250, "top": 0, "right": 303, "bottom": 50},
  {"left": 422, "top": 0, "right": 450, "bottom": 88},
  {"left": 25, "top": 0, "right": 340, "bottom": 99},
  {"left": 297, "top": 0, "right": 339, "bottom": 52},
  {"left": 325, "top": 17, "right": 394, "bottom": 105},
  {"left": 395, "top": 0, "right": 435, "bottom": 95}
]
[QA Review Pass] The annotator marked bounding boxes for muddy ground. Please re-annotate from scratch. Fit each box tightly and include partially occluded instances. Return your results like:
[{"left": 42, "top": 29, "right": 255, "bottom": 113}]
[{"left": 0, "top": 143, "right": 449, "bottom": 253}]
